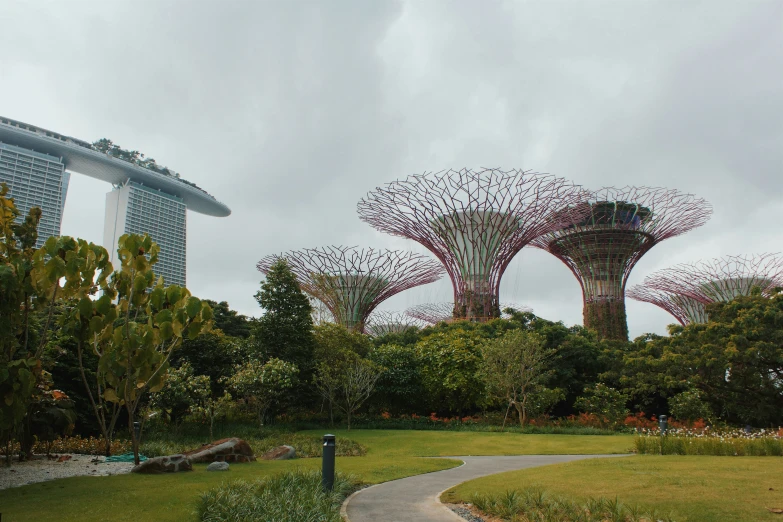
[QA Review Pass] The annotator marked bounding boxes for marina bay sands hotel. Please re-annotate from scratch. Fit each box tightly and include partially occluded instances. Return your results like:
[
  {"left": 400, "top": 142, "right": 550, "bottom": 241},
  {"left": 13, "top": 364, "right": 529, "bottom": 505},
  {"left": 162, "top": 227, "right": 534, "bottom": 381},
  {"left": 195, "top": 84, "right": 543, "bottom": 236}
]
[{"left": 0, "top": 116, "right": 231, "bottom": 287}]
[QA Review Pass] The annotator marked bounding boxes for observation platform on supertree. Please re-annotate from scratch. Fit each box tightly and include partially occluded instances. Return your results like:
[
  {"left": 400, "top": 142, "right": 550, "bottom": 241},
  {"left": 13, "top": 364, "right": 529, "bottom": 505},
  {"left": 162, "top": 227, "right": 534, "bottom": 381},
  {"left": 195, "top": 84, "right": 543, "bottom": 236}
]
[
  {"left": 364, "top": 311, "right": 427, "bottom": 337},
  {"left": 628, "top": 253, "right": 783, "bottom": 325},
  {"left": 357, "top": 168, "right": 587, "bottom": 322},
  {"left": 257, "top": 246, "right": 444, "bottom": 333},
  {"left": 531, "top": 186, "right": 711, "bottom": 340},
  {"left": 405, "top": 302, "right": 532, "bottom": 325}
]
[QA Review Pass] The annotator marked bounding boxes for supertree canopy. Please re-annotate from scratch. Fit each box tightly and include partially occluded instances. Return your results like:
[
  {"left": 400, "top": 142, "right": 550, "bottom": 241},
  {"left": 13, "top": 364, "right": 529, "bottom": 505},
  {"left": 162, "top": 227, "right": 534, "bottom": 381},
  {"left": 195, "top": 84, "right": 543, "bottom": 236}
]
[
  {"left": 257, "top": 246, "right": 444, "bottom": 332},
  {"left": 628, "top": 253, "right": 783, "bottom": 325},
  {"left": 357, "top": 168, "right": 587, "bottom": 321},
  {"left": 405, "top": 302, "right": 532, "bottom": 325},
  {"left": 531, "top": 187, "right": 712, "bottom": 340},
  {"left": 364, "top": 311, "right": 427, "bottom": 337}
]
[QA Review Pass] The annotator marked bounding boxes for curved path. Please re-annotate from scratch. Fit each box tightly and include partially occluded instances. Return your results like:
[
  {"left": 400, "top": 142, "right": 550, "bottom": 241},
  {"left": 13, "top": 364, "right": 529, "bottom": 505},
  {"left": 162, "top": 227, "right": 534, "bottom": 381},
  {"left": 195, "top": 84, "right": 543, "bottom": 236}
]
[{"left": 343, "top": 454, "right": 624, "bottom": 522}]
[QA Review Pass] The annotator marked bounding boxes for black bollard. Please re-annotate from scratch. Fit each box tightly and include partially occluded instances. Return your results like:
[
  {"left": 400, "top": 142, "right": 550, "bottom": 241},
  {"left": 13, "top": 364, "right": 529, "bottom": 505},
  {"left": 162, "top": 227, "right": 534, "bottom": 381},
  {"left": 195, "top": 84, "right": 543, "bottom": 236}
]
[
  {"left": 322, "top": 434, "right": 336, "bottom": 492},
  {"left": 658, "top": 415, "right": 668, "bottom": 435}
]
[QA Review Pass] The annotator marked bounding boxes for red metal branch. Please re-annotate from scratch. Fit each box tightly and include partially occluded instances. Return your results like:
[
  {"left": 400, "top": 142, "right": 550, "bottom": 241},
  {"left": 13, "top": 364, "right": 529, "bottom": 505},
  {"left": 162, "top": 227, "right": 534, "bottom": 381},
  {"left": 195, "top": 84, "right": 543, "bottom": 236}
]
[
  {"left": 358, "top": 168, "right": 587, "bottom": 320},
  {"left": 257, "top": 246, "right": 444, "bottom": 332}
]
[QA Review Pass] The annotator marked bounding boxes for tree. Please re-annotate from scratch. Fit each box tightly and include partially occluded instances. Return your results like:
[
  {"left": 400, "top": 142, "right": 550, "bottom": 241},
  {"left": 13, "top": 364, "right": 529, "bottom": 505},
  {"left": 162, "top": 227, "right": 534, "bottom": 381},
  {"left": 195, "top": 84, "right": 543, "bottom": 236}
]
[
  {"left": 368, "top": 343, "right": 424, "bottom": 414},
  {"left": 314, "top": 323, "right": 371, "bottom": 360},
  {"left": 314, "top": 351, "right": 382, "bottom": 429},
  {"left": 193, "top": 392, "right": 234, "bottom": 441},
  {"left": 623, "top": 290, "right": 783, "bottom": 426},
  {"left": 170, "top": 332, "right": 242, "bottom": 397},
  {"left": 575, "top": 383, "right": 629, "bottom": 428},
  {"left": 415, "top": 328, "right": 485, "bottom": 414},
  {"left": 203, "top": 300, "right": 252, "bottom": 338},
  {"left": 0, "top": 184, "right": 113, "bottom": 458},
  {"left": 668, "top": 388, "right": 713, "bottom": 423},
  {"left": 67, "top": 233, "right": 213, "bottom": 463},
  {"left": 224, "top": 358, "right": 298, "bottom": 425},
  {"left": 254, "top": 260, "right": 315, "bottom": 372},
  {"left": 149, "top": 363, "right": 210, "bottom": 427},
  {"left": 481, "top": 330, "right": 561, "bottom": 426}
]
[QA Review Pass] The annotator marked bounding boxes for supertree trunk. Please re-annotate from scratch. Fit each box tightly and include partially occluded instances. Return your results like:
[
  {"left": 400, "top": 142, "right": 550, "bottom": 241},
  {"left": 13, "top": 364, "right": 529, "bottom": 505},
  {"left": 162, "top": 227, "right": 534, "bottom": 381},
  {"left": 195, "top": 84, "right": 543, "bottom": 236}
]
[{"left": 583, "top": 300, "right": 629, "bottom": 341}]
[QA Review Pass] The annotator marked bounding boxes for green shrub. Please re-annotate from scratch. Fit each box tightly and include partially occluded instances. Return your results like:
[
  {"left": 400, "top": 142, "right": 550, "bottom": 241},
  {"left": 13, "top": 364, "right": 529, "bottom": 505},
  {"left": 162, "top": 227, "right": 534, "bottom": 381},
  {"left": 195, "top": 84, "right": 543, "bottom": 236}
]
[
  {"left": 574, "top": 383, "right": 629, "bottom": 429},
  {"left": 470, "top": 487, "right": 676, "bottom": 522},
  {"left": 196, "top": 470, "right": 355, "bottom": 522}
]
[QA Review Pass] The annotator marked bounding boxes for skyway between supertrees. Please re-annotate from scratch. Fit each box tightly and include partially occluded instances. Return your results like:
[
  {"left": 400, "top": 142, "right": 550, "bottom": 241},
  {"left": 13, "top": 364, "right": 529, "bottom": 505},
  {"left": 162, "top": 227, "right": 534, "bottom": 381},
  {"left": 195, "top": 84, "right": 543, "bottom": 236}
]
[
  {"left": 628, "top": 253, "right": 783, "bottom": 325},
  {"left": 357, "top": 168, "right": 588, "bottom": 321},
  {"left": 531, "top": 187, "right": 712, "bottom": 340},
  {"left": 364, "top": 311, "right": 427, "bottom": 337},
  {"left": 257, "top": 246, "right": 444, "bottom": 333},
  {"left": 405, "top": 302, "right": 533, "bottom": 325}
]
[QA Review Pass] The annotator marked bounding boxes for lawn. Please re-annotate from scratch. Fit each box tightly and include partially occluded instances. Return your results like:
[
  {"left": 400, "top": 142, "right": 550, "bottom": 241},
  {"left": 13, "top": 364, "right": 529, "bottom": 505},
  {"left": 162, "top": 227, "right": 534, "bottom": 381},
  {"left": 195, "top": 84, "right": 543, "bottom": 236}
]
[
  {"left": 442, "top": 455, "right": 783, "bottom": 522},
  {"left": 304, "top": 429, "right": 635, "bottom": 457},
  {"left": 0, "top": 430, "right": 633, "bottom": 522}
]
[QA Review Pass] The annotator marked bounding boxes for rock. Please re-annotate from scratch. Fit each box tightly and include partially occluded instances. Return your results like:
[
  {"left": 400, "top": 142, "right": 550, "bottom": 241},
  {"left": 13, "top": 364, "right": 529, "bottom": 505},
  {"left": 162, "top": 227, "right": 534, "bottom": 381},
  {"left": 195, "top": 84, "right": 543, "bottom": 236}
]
[
  {"left": 206, "top": 461, "right": 230, "bottom": 472},
  {"left": 184, "top": 438, "right": 256, "bottom": 463},
  {"left": 131, "top": 454, "right": 192, "bottom": 474},
  {"left": 260, "top": 445, "right": 296, "bottom": 460}
]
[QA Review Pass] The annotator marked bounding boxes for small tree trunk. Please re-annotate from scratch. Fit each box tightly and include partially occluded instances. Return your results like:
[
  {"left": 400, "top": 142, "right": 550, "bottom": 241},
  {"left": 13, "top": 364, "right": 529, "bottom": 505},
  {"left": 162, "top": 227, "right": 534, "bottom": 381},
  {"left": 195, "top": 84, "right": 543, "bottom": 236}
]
[{"left": 347, "top": 410, "right": 351, "bottom": 430}]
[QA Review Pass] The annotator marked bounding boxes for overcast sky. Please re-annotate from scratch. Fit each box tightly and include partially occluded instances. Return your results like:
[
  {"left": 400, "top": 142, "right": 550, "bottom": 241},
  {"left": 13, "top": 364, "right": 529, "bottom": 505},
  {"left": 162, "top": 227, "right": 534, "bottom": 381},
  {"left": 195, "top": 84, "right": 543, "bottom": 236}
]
[{"left": 2, "top": 0, "right": 781, "bottom": 337}]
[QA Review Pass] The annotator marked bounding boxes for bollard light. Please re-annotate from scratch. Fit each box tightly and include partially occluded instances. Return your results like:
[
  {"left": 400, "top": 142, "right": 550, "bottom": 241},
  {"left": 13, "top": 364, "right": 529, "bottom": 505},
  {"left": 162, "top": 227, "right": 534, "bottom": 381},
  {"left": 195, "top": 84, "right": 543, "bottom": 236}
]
[
  {"left": 133, "top": 421, "right": 141, "bottom": 442},
  {"left": 322, "top": 434, "right": 336, "bottom": 492},
  {"left": 658, "top": 415, "right": 668, "bottom": 435}
]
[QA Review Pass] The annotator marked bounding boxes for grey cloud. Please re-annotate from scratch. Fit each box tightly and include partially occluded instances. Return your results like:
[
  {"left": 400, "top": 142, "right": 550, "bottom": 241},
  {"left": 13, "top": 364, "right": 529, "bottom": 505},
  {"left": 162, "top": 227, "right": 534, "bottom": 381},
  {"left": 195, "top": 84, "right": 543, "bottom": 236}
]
[{"left": 1, "top": 0, "right": 779, "bottom": 338}]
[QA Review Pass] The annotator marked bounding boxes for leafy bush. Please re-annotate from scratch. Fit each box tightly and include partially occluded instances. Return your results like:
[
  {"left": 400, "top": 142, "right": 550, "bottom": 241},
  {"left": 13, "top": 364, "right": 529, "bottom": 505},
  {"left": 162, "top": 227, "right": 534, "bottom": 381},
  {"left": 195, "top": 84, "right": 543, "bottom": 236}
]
[
  {"left": 470, "top": 487, "right": 676, "bottom": 522},
  {"left": 668, "top": 389, "right": 713, "bottom": 423},
  {"left": 196, "top": 470, "right": 355, "bottom": 522},
  {"left": 635, "top": 428, "right": 783, "bottom": 456},
  {"left": 574, "top": 384, "right": 629, "bottom": 428}
]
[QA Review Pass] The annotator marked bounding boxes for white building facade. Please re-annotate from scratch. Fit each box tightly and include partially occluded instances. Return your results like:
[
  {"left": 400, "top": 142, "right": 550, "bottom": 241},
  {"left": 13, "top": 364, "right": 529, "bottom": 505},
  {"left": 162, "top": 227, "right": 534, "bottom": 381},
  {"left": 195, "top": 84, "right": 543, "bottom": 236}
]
[
  {"left": 104, "top": 181, "right": 187, "bottom": 287},
  {"left": 0, "top": 142, "right": 70, "bottom": 248}
]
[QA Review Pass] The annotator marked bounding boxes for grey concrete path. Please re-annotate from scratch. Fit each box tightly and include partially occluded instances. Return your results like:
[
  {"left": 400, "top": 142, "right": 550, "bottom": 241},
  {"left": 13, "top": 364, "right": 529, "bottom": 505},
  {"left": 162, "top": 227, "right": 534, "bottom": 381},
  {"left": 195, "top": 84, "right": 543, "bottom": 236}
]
[{"left": 343, "top": 454, "right": 624, "bottom": 522}]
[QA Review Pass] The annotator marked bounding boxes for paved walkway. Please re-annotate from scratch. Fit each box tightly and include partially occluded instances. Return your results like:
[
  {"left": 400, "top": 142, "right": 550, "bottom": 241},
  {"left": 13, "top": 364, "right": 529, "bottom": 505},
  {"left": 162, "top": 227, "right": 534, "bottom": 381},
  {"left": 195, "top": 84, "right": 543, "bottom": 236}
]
[{"left": 343, "top": 454, "right": 623, "bottom": 522}]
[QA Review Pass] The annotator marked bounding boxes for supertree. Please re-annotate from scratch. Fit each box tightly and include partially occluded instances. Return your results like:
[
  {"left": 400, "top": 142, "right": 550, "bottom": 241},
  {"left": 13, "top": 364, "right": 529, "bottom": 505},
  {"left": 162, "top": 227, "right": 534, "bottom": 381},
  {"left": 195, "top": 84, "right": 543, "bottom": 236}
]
[
  {"left": 358, "top": 168, "right": 587, "bottom": 321},
  {"left": 364, "top": 311, "right": 427, "bottom": 337},
  {"left": 257, "top": 246, "right": 444, "bottom": 333},
  {"left": 628, "top": 253, "right": 783, "bottom": 325},
  {"left": 531, "top": 187, "right": 712, "bottom": 340},
  {"left": 405, "top": 302, "right": 532, "bottom": 325}
]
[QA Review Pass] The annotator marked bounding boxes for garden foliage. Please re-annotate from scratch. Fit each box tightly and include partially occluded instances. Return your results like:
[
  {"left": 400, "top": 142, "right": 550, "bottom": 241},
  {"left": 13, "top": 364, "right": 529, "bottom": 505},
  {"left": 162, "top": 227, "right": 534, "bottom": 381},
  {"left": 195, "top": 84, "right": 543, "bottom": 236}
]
[{"left": 196, "top": 470, "right": 355, "bottom": 522}]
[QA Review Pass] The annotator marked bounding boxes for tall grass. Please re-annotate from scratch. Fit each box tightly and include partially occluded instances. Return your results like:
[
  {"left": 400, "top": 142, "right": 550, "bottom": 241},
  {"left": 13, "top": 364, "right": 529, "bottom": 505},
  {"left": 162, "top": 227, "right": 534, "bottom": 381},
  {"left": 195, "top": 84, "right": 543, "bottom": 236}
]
[
  {"left": 196, "top": 470, "right": 355, "bottom": 522},
  {"left": 469, "top": 487, "right": 676, "bottom": 522},
  {"left": 634, "top": 428, "right": 783, "bottom": 456},
  {"left": 635, "top": 435, "right": 783, "bottom": 456}
]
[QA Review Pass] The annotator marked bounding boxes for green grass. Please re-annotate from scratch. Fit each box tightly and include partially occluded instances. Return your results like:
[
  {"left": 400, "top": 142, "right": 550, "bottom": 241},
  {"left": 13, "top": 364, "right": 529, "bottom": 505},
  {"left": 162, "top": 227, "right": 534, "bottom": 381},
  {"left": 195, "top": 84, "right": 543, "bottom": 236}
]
[
  {"left": 305, "top": 429, "right": 635, "bottom": 457},
  {"left": 443, "top": 455, "right": 783, "bottom": 522},
  {"left": 0, "top": 430, "right": 633, "bottom": 522}
]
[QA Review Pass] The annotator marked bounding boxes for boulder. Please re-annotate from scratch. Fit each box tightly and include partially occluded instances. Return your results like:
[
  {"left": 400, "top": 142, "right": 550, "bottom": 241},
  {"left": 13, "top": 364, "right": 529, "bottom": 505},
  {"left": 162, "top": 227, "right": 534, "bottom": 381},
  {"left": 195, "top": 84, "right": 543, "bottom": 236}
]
[
  {"left": 206, "top": 461, "right": 230, "bottom": 472},
  {"left": 184, "top": 438, "right": 256, "bottom": 464},
  {"left": 260, "top": 445, "right": 296, "bottom": 460},
  {"left": 131, "top": 454, "right": 192, "bottom": 474}
]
